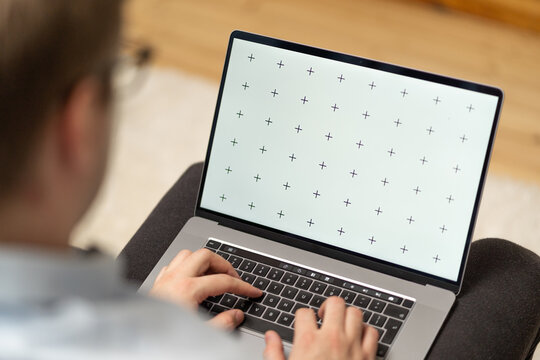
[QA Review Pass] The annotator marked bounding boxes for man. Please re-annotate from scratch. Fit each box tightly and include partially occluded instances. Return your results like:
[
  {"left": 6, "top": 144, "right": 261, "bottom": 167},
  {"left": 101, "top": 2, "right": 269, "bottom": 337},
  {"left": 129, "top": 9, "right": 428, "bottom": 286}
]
[{"left": 0, "top": 0, "right": 378, "bottom": 358}]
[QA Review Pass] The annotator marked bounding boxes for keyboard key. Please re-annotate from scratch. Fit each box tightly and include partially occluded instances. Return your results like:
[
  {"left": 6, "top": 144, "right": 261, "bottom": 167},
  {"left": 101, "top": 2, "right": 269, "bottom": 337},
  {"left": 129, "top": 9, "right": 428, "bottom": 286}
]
[
  {"left": 263, "top": 308, "right": 281, "bottom": 322},
  {"left": 277, "top": 313, "right": 294, "bottom": 327},
  {"left": 368, "top": 299, "right": 387, "bottom": 313},
  {"left": 292, "top": 302, "right": 310, "bottom": 314},
  {"left": 207, "top": 294, "right": 223, "bottom": 303},
  {"left": 199, "top": 300, "right": 213, "bottom": 312},
  {"left": 292, "top": 266, "right": 307, "bottom": 275},
  {"left": 220, "top": 244, "right": 238, "bottom": 254},
  {"left": 306, "top": 271, "right": 321, "bottom": 280},
  {"left": 253, "top": 264, "right": 271, "bottom": 277},
  {"left": 281, "top": 273, "right": 299, "bottom": 286},
  {"left": 239, "top": 259, "right": 257, "bottom": 272},
  {"left": 402, "top": 299, "right": 414, "bottom": 308},
  {"left": 363, "top": 310, "right": 373, "bottom": 322},
  {"left": 295, "top": 290, "right": 313, "bottom": 304},
  {"left": 374, "top": 327, "right": 384, "bottom": 339},
  {"left": 380, "top": 293, "right": 403, "bottom": 305},
  {"left": 309, "top": 281, "right": 327, "bottom": 294},
  {"left": 377, "top": 344, "right": 389, "bottom": 358},
  {"left": 278, "top": 262, "right": 294, "bottom": 271},
  {"left": 282, "top": 286, "right": 299, "bottom": 299},
  {"left": 233, "top": 298, "right": 251, "bottom": 312},
  {"left": 277, "top": 298, "right": 295, "bottom": 312},
  {"left": 383, "top": 304, "right": 410, "bottom": 320},
  {"left": 253, "top": 277, "right": 270, "bottom": 291},
  {"left": 382, "top": 318, "right": 402, "bottom": 345},
  {"left": 267, "top": 281, "right": 285, "bottom": 295},
  {"left": 205, "top": 239, "right": 221, "bottom": 249},
  {"left": 369, "top": 313, "right": 387, "bottom": 328},
  {"left": 241, "top": 273, "right": 256, "bottom": 284},
  {"left": 353, "top": 294, "right": 371, "bottom": 308},
  {"left": 211, "top": 304, "right": 228, "bottom": 314},
  {"left": 320, "top": 275, "right": 335, "bottom": 284},
  {"left": 295, "top": 277, "right": 313, "bottom": 290},
  {"left": 216, "top": 251, "right": 229, "bottom": 260},
  {"left": 248, "top": 303, "right": 267, "bottom": 317},
  {"left": 340, "top": 290, "right": 356, "bottom": 304},
  {"left": 324, "top": 285, "right": 342, "bottom": 297},
  {"left": 227, "top": 255, "right": 243, "bottom": 268},
  {"left": 267, "top": 268, "right": 284, "bottom": 281},
  {"left": 220, "top": 294, "right": 238, "bottom": 308},
  {"left": 242, "top": 314, "right": 294, "bottom": 343},
  {"left": 309, "top": 295, "right": 326, "bottom": 308},
  {"left": 263, "top": 294, "right": 281, "bottom": 308}
]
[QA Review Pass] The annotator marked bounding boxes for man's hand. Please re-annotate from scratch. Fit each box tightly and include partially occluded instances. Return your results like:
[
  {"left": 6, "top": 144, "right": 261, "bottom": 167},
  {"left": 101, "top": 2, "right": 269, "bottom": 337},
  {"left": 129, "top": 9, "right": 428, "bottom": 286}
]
[
  {"left": 150, "top": 248, "right": 262, "bottom": 330},
  {"left": 264, "top": 296, "right": 379, "bottom": 360}
]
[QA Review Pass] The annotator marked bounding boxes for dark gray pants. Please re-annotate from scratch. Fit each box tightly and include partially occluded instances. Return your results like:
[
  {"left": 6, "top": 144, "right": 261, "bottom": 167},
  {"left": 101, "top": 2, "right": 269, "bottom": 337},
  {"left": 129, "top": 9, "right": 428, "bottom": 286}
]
[{"left": 119, "top": 163, "right": 540, "bottom": 359}]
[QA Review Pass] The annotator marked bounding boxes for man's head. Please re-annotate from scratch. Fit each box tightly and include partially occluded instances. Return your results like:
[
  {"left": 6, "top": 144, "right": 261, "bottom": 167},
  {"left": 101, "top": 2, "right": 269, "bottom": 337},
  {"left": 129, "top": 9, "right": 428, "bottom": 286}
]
[{"left": 0, "top": 0, "right": 122, "bottom": 247}]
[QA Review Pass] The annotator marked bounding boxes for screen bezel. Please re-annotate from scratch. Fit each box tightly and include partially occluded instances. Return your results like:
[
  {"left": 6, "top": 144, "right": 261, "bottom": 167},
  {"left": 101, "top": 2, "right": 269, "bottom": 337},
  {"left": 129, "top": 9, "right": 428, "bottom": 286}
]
[{"left": 196, "top": 30, "right": 503, "bottom": 294}]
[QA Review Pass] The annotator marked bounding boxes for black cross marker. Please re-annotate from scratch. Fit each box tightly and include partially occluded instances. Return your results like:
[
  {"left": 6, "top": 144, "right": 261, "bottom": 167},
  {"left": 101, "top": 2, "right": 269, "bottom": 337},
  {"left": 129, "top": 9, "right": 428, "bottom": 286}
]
[
  {"left": 307, "top": 67, "right": 315, "bottom": 75},
  {"left": 307, "top": 218, "right": 315, "bottom": 227},
  {"left": 467, "top": 104, "right": 475, "bottom": 112},
  {"left": 453, "top": 164, "right": 461, "bottom": 173},
  {"left": 248, "top": 202, "right": 255, "bottom": 210},
  {"left": 294, "top": 125, "right": 303, "bottom": 133},
  {"left": 374, "top": 207, "right": 383, "bottom": 216},
  {"left": 426, "top": 126, "right": 435, "bottom": 135},
  {"left": 289, "top": 153, "right": 297, "bottom": 162},
  {"left": 433, "top": 96, "right": 441, "bottom": 105},
  {"left": 447, "top": 194, "right": 455, "bottom": 203},
  {"left": 259, "top": 146, "right": 267, "bottom": 154},
  {"left": 460, "top": 134, "right": 468, "bottom": 143},
  {"left": 381, "top": 178, "right": 389, "bottom": 186},
  {"left": 368, "top": 81, "right": 376, "bottom": 90},
  {"left": 362, "top": 111, "right": 370, "bottom": 119},
  {"left": 318, "top": 161, "right": 327, "bottom": 170},
  {"left": 230, "top": 138, "right": 238, "bottom": 146},
  {"left": 313, "top": 190, "right": 321, "bottom": 198},
  {"left": 356, "top": 140, "right": 365, "bottom": 148},
  {"left": 277, "top": 60, "right": 285, "bottom": 68},
  {"left": 388, "top": 148, "right": 396, "bottom": 157},
  {"left": 343, "top": 198, "right": 352, "bottom": 207},
  {"left": 400, "top": 245, "right": 409, "bottom": 254},
  {"left": 265, "top": 117, "right": 273, "bottom": 126},
  {"left": 368, "top": 236, "right": 376, "bottom": 245},
  {"left": 413, "top": 186, "right": 421, "bottom": 195},
  {"left": 220, "top": 194, "right": 227, "bottom": 202},
  {"left": 401, "top": 89, "right": 408, "bottom": 97},
  {"left": 440, "top": 225, "right": 448, "bottom": 233},
  {"left": 242, "top": 82, "right": 249, "bottom": 90},
  {"left": 324, "top": 132, "right": 333, "bottom": 141},
  {"left": 283, "top": 182, "right": 291, "bottom": 190},
  {"left": 300, "top": 96, "right": 309, "bottom": 104},
  {"left": 236, "top": 110, "right": 244, "bottom": 118},
  {"left": 271, "top": 89, "right": 279, "bottom": 97},
  {"left": 433, "top": 255, "right": 441, "bottom": 263},
  {"left": 331, "top": 103, "right": 339, "bottom": 112},
  {"left": 225, "top": 166, "right": 232, "bottom": 174},
  {"left": 420, "top": 156, "right": 428, "bottom": 165},
  {"left": 406, "top": 216, "right": 415, "bottom": 224},
  {"left": 394, "top": 118, "right": 402, "bottom": 127},
  {"left": 254, "top": 174, "right": 261, "bottom": 182},
  {"left": 337, "top": 227, "right": 345, "bottom": 236},
  {"left": 248, "top": 54, "right": 255, "bottom": 62},
  {"left": 277, "top": 210, "right": 285, "bottom": 218},
  {"left": 338, "top": 74, "right": 345, "bottom": 82},
  {"left": 350, "top": 169, "right": 357, "bottom": 178}
]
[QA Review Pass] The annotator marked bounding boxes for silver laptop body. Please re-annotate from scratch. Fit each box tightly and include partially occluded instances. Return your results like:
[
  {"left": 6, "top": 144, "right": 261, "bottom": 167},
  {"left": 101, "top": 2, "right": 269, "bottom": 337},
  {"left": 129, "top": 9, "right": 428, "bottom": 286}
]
[{"left": 140, "top": 31, "right": 503, "bottom": 359}]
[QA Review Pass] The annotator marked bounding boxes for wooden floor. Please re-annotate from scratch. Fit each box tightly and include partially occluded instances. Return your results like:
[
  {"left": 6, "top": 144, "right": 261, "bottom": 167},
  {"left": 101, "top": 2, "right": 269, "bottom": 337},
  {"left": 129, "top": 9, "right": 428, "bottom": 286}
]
[{"left": 124, "top": 0, "right": 540, "bottom": 185}]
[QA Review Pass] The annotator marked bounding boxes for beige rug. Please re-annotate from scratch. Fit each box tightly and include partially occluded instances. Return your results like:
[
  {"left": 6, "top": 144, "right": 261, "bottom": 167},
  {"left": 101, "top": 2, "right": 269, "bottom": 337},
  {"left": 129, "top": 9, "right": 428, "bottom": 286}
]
[{"left": 70, "top": 67, "right": 540, "bottom": 259}]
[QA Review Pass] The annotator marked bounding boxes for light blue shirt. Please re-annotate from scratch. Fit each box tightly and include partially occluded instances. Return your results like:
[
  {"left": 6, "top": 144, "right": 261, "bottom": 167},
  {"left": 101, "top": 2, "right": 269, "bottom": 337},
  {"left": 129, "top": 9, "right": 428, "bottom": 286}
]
[{"left": 0, "top": 247, "right": 259, "bottom": 359}]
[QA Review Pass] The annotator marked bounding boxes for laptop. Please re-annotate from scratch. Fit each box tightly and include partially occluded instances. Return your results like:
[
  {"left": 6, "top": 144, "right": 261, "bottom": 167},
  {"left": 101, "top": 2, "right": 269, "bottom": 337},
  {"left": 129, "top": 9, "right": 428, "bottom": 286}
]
[{"left": 140, "top": 30, "right": 503, "bottom": 358}]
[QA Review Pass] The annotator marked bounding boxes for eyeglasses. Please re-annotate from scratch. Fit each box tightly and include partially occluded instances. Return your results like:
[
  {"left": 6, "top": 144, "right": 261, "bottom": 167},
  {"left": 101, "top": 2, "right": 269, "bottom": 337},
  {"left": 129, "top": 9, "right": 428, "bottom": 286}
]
[{"left": 113, "top": 39, "right": 153, "bottom": 97}]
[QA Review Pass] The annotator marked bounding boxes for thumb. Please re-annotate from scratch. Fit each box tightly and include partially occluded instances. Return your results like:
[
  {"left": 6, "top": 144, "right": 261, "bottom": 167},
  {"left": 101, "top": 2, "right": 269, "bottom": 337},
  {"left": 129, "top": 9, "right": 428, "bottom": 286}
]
[
  {"left": 264, "top": 330, "right": 286, "bottom": 360},
  {"left": 208, "top": 309, "right": 244, "bottom": 330}
]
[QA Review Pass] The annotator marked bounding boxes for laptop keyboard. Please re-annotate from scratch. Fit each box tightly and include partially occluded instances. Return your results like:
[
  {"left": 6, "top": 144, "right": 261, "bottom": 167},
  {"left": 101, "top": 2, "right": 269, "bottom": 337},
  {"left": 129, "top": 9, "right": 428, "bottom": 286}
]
[{"left": 199, "top": 239, "right": 415, "bottom": 359}]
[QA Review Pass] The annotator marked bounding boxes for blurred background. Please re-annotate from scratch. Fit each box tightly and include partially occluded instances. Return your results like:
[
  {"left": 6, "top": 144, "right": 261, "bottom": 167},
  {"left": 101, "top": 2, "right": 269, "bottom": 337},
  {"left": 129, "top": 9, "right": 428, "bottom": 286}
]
[{"left": 71, "top": 0, "right": 540, "bottom": 267}]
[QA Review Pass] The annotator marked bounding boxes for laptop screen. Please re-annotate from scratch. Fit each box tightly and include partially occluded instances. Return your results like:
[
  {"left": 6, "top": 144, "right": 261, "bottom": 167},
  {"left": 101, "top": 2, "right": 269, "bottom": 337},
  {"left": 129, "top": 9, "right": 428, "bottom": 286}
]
[{"left": 199, "top": 32, "right": 502, "bottom": 283}]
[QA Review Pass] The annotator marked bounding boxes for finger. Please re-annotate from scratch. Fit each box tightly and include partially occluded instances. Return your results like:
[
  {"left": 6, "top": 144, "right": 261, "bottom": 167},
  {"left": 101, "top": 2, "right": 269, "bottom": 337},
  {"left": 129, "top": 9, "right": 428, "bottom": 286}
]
[
  {"left": 154, "top": 266, "right": 168, "bottom": 282},
  {"left": 193, "top": 274, "right": 262, "bottom": 302},
  {"left": 293, "top": 307, "right": 318, "bottom": 341},
  {"left": 166, "top": 249, "right": 193, "bottom": 269},
  {"left": 319, "top": 296, "right": 346, "bottom": 330},
  {"left": 344, "top": 306, "right": 364, "bottom": 341},
  {"left": 361, "top": 325, "right": 379, "bottom": 360},
  {"left": 263, "top": 330, "right": 286, "bottom": 360},
  {"left": 181, "top": 248, "right": 240, "bottom": 278},
  {"left": 208, "top": 309, "right": 244, "bottom": 330}
]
